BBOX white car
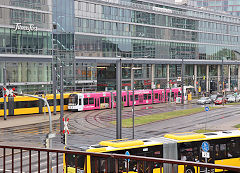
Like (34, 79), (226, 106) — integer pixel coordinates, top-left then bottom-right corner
(227, 96), (236, 103)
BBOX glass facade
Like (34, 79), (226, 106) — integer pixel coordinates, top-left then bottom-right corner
(193, 0), (240, 16)
(0, 0), (240, 93)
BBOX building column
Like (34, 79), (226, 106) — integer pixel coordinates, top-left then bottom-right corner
(217, 65), (221, 92)
(166, 64), (169, 88)
(206, 64), (209, 93)
(194, 64), (197, 95)
(18, 62), (22, 82)
(151, 64), (155, 89)
(228, 65), (231, 91)
(238, 65), (240, 91)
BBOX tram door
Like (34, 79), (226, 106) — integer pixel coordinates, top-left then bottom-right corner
(95, 98), (99, 109)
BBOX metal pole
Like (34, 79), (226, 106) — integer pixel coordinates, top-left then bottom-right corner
(53, 67), (57, 115)
(181, 58), (184, 104)
(60, 66), (64, 134)
(3, 67), (7, 120)
(116, 59), (122, 139)
(131, 60), (135, 139)
(221, 58), (224, 106)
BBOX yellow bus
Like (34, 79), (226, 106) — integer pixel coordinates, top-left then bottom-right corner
(64, 129), (240, 173)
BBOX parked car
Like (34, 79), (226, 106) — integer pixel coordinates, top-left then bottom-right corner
(227, 96), (236, 103)
(226, 94), (233, 101)
(196, 97), (212, 105)
(210, 94), (218, 102)
(214, 97), (227, 105)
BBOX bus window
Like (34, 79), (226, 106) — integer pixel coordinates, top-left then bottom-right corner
(148, 94), (151, 100)
(135, 95), (139, 101)
(155, 93), (158, 99)
(144, 94), (147, 100)
(100, 97), (104, 103)
(220, 144), (227, 158)
(105, 97), (109, 103)
(89, 98), (94, 104)
(84, 98), (88, 105)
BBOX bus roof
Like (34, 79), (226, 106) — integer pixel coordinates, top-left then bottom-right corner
(67, 130), (240, 153)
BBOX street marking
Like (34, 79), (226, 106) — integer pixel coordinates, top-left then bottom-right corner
(0, 169), (24, 173)
(32, 163), (63, 173)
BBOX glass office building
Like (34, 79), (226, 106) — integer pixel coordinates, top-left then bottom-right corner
(1, 0), (240, 94)
(192, 0), (240, 16)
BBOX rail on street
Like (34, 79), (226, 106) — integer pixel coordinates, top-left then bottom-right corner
(0, 145), (240, 173)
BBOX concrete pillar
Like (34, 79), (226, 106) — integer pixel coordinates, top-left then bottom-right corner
(18, 62), (22, 82)
(206, 64), (209, 93)
(166, 64), (169, 88)
(194, 65), (197, 94)
(238, 65), (240, 91)
(151, 64), (155, 89)
(217, 65), (221, 92)
(228, 65), (231, 91)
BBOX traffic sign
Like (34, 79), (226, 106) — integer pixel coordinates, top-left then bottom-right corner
(202, 151), (210, 158)
(3, 87), (16, 97)
(205, 107), (209, 112)
(201, 141), (209, 152)
(125, 151), (130, 162)
(63, 117), (69, 134)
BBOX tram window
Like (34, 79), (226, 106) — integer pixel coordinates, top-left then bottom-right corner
(144, 94), (147, 100)
(155, 93), (158, 99)
(135, 95), (138, 100)
(105, 97), (109, 103)
(178, 91), (181, 96)
(171, 92), (174, 98)
(48, 100), (53, 106)
(114, 96), (116, 101)
(64, 98), (69, 105)
(79, 99), (82, 105)
(0, 102), (3, 109)
(148, 94), (151, 99)
(130, 95), (133, 101)
(124, 96), (126, 101)
(15, 101), (38, 108)
(100, 97), (104, 103)
(89, 98), (94, 104)
(84, 98), (88, 105)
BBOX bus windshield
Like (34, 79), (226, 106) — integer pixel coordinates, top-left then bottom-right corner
(68, 94), (78, 105)
(65, 153), (85, 170)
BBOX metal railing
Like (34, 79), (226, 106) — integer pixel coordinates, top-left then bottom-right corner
(0, 145), (240, 173)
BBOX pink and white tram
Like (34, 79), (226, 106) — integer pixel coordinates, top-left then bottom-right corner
(68, 88), (183, 112)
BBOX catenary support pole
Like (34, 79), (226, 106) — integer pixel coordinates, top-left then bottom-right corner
(194, 64), (197, 95)
(181, 58), (184, 104)
(131, 61), (135, 139)
(3, 67), (7, 120)
(60, 66), (64, 134)
(53, 67), (57, 115)
(116, 59), (122, 139)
